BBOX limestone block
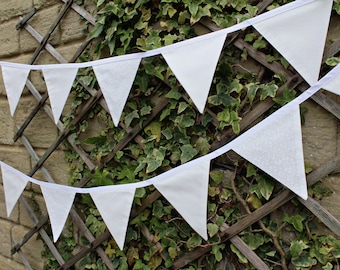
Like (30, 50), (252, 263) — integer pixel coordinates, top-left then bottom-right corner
(0, 146), (31, 174)
(0, 219), (13, 257)
(11, 224), (45, 269)
(0, 1), (33, 23)
(0, 255), (25, 270)
(27, 4), (62, 47)
(14, 95), (58, 149)
(60, 9), (87, 43)
(318, 174), (340, 221)
(33, 0), (59, 9)
(301, 99), (338, 169)
(0, 98), (15, 145)
(19, 191), (47, 228)
(32, 150), (70, 193)
(56, 41), (86, 62)
(0, 20), (20, 57)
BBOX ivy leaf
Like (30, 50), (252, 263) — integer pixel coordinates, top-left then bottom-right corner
(89, 22), (104, 40)
(292, 251), (317, 268)
(180, 144), (199, 163)
(273, 87), (296, 106)
(246, 163), (257, 177)
(211, 244), (225, 262)
(87, 168), (112, 186)
(144, 121), (162, 142)
(117, 166), (137, 183)
(244, 33), (256, 42)
(124, 110), (139, 127)
(168, 247), (177, 259)
(207, 223), (219, 237)
(253, 37), (267, 50)
(209, 170), (224, 185)
(146, 148), (166, 173)
(246, 83), (260, 104)
(166, 88), (182, 100)
(256, 175), (274, 200)
(126, 246), (139, 265)
(187, 234), (202, 248)
(82, 135), (107, 147)
(325, 57), (340, 67)
(283, 214), (305, 232)
(260, 83), (278, 100)
(230, 244), (248, 264)
(243, 233), (265, 250)
(195, 137), (210, 155)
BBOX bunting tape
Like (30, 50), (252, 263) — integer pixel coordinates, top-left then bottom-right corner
(0, 0), (317, 71)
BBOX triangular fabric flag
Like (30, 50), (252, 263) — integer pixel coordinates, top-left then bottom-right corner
(0, 164), (28, 216)
(1, 66), (30, 116)
(162, 34), (227, 113)
(231, 105), (307, 199)
(90, 187), (135, 250)
(323, 70), (340, 95)
(93, 58), (141, 126)
(154, 159), (210, 239)
(40, 185), (76, 242)
(42, 67), (78, 124)
(252, 0), (332, 85)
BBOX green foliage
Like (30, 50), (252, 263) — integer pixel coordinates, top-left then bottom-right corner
(49, 0), (340, 269)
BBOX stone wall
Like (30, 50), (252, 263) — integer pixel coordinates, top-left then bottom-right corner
(0, 1), (87, 269)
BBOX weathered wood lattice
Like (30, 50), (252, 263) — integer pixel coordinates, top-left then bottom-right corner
(9, 0), (340, 269)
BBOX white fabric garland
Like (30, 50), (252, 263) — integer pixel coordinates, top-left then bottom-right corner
(0, 0), (338, 249)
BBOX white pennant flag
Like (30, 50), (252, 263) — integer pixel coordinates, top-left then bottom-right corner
(1, 164), (28, 216)
(40, 185), (76, 242)
(154, 159), (210, 239)
(323, 70), (340, 95)
(93, 58), (141, 126)
(162, 34), (227, 113)
(42, 67), (78, 124)
(1, 66), (30, 116)
(90, 187), (135, 250)
(232, 105), (307, 199)
(252, 0), (332, 85)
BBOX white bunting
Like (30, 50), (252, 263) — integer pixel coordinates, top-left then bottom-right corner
(154, 159), (210, 239)
(93, 58), (141, 126)
(232, 105), (307, 199)
(323, 70), (340, 95)
(1, 66), (30, 116)
(1, 164), (28, 216)
(90, 187), (135, 250)
(42, 68), (78, 124)
(41, 184), (76, 242)
(252, 0), (332, 86)
(162, 34), (227, 113)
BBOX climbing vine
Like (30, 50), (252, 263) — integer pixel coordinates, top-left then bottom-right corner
(41, 0), (340, 269)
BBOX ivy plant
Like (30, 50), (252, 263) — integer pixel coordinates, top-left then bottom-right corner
(40, 0), (340, 269)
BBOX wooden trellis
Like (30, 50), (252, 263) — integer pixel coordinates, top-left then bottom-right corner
(8, 0), (340, 269)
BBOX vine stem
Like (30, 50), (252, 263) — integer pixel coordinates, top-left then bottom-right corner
(230, 174), (288, 270)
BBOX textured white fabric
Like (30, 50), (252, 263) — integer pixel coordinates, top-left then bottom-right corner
(41, 185), (76, 242)
(90, 188), (135, 250)
(1, 165), (28, 216)
(1, 66), (30, 115)
(323, 72), (340, 95)
(154, 159), (210, 239)
(162, 34), (227, 113)
(232, 105), (307, 199)
(42, 68), (78, 124)
(93, 58), (141, 126)
(253, 0), (332, 85)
